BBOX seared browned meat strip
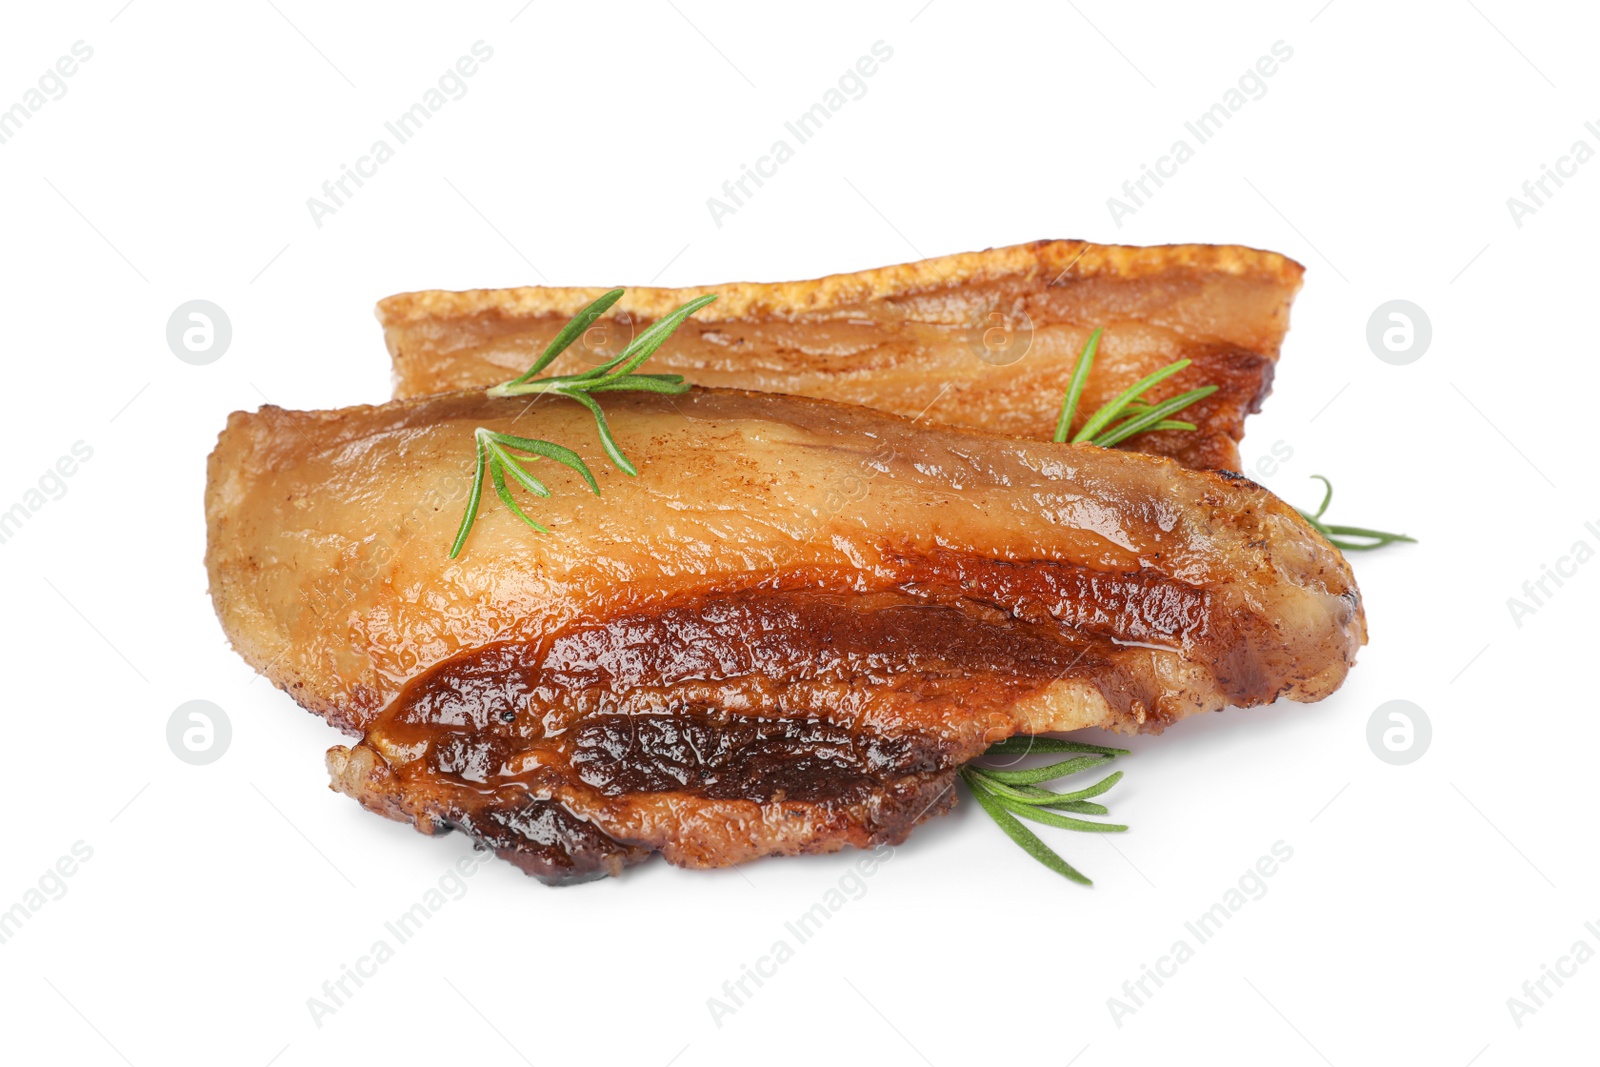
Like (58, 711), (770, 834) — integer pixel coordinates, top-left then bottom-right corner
(206, 388), (1361, 882)
(378, 240), (1303, 471)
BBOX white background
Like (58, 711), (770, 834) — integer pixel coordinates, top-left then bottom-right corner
(1, 2), (1595, 1064)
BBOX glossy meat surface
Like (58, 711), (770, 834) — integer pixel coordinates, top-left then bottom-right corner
(379, 240), (1304, 471)
(206, 387), (1361, 881)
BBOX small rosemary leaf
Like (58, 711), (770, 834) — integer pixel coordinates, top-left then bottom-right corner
(992, 796), (1128, 833)
(562, 390), (637, 476)
(448, 431), (491, 559)
(1320, 523), (1417, 545)
(1300, 521), (1415, 551)
(1327, 534), (1415, 551)
(1072, 358), (1192, 444)
(509, 288), (625, 384)
(1297, 510), (1333, 536)
(484, 441), (551, 498)
(960, 772), (1061, 805)
(586, 375), (694, 395)
(978, 769), (1125, 806)
(577, 293), (719, 382)
(505, 372), (581, 390)
(598, 372), (686, 386)
(1053, 328), (1102, 444)
(1308, 474), (1334, 521)
(1149, 419), (1197, 432)
(984, 737), (1129, 757)
(1051, 800), (1111, 815)
(963, 771), (1092, 885)
(1295, 478), (1415, 551)
(608, 293), (719, 379)
(488, 433), (599, 495)
(977, 754), (1111, 786)
(453, 289), (711, 556)
(964, 769), (1122, 808)
(1091, 385), (1218, 448)
(969, 772), (1126, 830)
(490, 460), (549, 533)
(485, 429), (565, 453)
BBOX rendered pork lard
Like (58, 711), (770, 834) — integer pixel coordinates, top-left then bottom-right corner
(378, 240), (1304, 471)
(205, 388), (1362, 882)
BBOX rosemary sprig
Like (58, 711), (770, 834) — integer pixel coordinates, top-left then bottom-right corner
(1053, 332), (1413, 554)
(962, 736), (1130, 886)
(1053, 328), (1218, 447)
(1296, 475), (1415, 551)
(449, 288), (714, 557)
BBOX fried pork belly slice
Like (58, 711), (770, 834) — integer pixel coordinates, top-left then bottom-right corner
(377, 240), (1304, 471)
(208, 388), (1362, 881)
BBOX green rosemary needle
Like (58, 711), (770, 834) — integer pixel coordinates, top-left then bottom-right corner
(449, 288), (715, 558)
(1052, 332), (1413, 555)
(1296, 475), (1415, 552)
(963, 736), (1130, 886)
(1053, 329), (1218, 447)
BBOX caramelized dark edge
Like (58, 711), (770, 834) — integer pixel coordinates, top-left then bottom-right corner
(325, 577), (1232, 883)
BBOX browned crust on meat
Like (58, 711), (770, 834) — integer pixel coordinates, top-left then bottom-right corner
(205, 387), (1362, 742)
(375, 240), (1303, 474)
(207, 383), (1362, 883)
(376, 240), (1304, 324)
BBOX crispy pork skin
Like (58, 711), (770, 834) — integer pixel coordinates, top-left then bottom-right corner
(378, 241), (1303, 471)
(206, 388), (1360, 881)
